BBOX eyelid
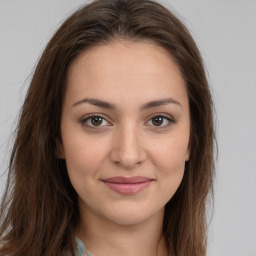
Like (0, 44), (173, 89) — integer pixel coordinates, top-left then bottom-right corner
(80, 113), (112, 129)
(80, 112), (175, 129)
(147, 112), (175, 123)
(145, 112), (175, 129)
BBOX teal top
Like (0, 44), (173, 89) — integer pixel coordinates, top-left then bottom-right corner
(64, 237), (92, 256)
(74, 237), (87, 256)
(66, 237), (171, 256)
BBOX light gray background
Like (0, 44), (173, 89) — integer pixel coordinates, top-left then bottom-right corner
(0, 1), (256, 255)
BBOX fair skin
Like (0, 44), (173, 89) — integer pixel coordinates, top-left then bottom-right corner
(59, 40), (190, 256)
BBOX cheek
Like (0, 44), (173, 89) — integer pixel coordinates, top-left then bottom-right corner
(153, 133), (188, 170)
(152, 136), (188, 194)
(63, 136), (109, 202)
(63, 135), (107, 181)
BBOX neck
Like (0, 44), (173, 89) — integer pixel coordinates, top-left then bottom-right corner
(75, 203), (168, 256)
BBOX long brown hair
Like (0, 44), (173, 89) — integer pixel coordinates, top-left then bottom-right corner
(0, 0), (216, 255)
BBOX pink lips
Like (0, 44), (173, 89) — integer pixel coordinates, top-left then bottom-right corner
(101, 176), (153, 195)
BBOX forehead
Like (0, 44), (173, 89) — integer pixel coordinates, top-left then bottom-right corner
(68, 40), (182, 80)
(65, 40), (188, 111)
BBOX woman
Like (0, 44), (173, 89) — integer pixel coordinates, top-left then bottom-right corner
(0, 0), (216, 255)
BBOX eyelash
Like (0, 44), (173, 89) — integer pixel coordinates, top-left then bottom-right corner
(80, 113), (175, 129)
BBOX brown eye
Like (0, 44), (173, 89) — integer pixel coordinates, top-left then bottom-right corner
(148, 114), (174, 128)
(152, 116), (164, 126)
(80, 114), (110, 128)
(91, 116), (103, 126)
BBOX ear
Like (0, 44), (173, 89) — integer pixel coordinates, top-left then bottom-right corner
(55, 139), (65, 159)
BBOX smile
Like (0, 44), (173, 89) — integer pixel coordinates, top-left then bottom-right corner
(101, 176), (154, 195)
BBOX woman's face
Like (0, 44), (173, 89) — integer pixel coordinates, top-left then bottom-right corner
(60, 40), (190, 226)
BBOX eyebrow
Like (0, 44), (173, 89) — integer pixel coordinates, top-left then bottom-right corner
(72, 97), (182, 111)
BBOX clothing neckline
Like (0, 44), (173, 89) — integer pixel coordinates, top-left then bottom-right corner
(75, 237), (86, 255)
(74, 236), (171, 256)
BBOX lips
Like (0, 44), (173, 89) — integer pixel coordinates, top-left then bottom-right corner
(101, 176), (154, 195)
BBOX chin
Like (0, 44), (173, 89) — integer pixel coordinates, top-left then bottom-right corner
(107, 214), (151, 226)
(102, 203), (164, 226)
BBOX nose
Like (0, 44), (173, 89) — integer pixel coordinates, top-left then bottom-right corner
(109, 123), (146, 169)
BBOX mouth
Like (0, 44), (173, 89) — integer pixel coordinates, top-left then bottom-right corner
(101, 176), (154, 195)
